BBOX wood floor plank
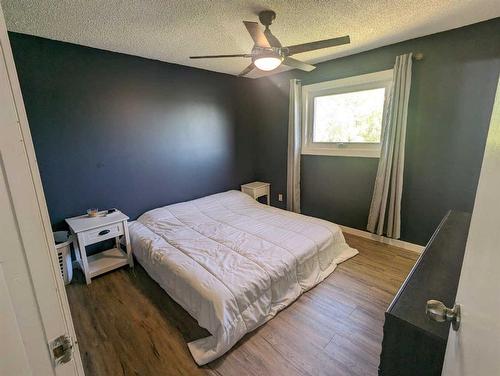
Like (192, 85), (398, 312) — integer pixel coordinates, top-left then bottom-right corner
(66, 233), (418, 375)
(213, 331), (307, 376)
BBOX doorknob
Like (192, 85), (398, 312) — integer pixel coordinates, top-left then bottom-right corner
(426, 300), (461, 331)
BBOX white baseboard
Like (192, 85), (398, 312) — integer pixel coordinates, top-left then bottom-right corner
(339, 225), (424, 254)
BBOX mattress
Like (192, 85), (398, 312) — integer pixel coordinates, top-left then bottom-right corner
(128, 190), (358, 365)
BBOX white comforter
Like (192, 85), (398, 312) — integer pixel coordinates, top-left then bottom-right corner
(128, 190), (357, 365)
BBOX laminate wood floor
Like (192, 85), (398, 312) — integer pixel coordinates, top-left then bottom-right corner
(66, 233), (418, 376)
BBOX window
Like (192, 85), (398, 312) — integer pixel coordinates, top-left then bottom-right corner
(301, 70), (393, 157)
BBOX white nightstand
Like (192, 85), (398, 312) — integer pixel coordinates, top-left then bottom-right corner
(241, 181), (270, 205)
(66, 210), (133, 285)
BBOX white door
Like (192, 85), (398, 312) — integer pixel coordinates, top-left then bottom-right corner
(441, 77), (500, 375)
(0, 4), (84, 376)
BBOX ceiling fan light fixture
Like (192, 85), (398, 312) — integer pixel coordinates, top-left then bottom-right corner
(253, 55), (283, 71)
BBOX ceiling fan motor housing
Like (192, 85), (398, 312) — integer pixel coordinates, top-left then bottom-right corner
(252, 46), (283, 59)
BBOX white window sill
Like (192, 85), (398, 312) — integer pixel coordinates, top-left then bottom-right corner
(301, 147), (380, 158)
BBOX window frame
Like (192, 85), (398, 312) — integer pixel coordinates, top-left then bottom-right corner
(301, 69), (393, 158)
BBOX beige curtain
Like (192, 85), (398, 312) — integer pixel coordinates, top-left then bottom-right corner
(287, 79), (302, 213)
(367, 53), (413, 239)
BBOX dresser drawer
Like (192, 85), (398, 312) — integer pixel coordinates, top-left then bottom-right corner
(84, 222), (124, 244)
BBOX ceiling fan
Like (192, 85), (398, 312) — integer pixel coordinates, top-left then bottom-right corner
(190, 10), (350, 77)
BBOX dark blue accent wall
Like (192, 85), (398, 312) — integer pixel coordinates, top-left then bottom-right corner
(251, 18), (500, 245)
(9, 33), (256, 229)
(8, 19), (500, 245)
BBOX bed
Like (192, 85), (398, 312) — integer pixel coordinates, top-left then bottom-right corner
(128, 190), (358, 365)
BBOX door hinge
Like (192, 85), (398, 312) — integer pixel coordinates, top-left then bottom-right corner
(49, 335), (73, 365)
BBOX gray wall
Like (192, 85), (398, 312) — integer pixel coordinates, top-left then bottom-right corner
(252, 18), (500, 245)
(9, 33), (256, 229)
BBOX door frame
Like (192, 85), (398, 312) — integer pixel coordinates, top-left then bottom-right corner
(0, 4), (84, 375)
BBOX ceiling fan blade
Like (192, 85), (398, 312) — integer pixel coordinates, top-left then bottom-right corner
(264, 29), (282, 48)
(243, 21), (271, 48)
(190, 54), (251, 59)
(286, 35), (350, 55)
(238, 63), (255, 77)
(283, 57), (316, 72)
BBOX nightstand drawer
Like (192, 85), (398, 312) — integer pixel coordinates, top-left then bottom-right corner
(253, 185), (269, 198)
(84, 222), (123, 244)
(241, 181), (271, 205)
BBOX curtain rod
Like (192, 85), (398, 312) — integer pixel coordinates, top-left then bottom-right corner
(295, 52), (423, 82)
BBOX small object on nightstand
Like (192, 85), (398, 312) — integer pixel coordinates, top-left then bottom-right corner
(86, 208), (99, 217)
(241, 181), (271, 205)
(66, 209), (133, 285)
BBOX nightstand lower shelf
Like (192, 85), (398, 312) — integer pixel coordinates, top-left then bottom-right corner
(87, 248), (129, 278)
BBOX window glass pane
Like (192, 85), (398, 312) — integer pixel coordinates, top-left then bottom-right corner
(313, 87), (385, 143)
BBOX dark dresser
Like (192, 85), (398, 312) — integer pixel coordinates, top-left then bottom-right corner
(379, 211), (471, 376)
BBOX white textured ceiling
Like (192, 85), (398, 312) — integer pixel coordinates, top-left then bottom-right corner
(2, 0), (499, 78)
